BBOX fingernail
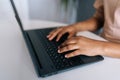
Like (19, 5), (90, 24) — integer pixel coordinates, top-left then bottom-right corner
(58, 50), (60, 53)
(58, 46), (60, 49)
(48, 38), (52, 41)
(47, 35), (49, 38)
(65, 55), (68, 58)
(56, 39), (59, 42)
(48, 39), (51, 41)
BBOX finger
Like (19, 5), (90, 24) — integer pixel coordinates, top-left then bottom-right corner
(58, 43), (79, 53)
(47, 29), (57, 38)
(48, 27), (62, 36)
(48, 32), (58, 41)
(67, 33), (74, 39)
(65, 50), (81, 58)
(48, 29), (62, 40)
(60, 37), (77, 47)
(56, 31), (66, 41)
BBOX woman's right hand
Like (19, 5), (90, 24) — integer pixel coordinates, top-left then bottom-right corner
(47, 25), (77, 41)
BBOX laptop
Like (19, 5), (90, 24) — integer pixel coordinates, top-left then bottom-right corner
(10, 0), (104, 77)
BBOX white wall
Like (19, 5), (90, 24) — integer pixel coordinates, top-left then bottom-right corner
(0, 0), (14, 21)
(13, 0), (29, 27)
(13, 0), (28, 19)
(0, 0), (28, 20)
(0, 0), (29, 27)
(0, 0), (77, 25)
(29, 0), (60, 21)
(29, 0), (77, 24)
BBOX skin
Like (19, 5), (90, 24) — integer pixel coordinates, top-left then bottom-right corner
(47, 15), (120, 59)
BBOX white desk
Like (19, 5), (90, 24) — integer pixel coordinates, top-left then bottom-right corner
(0, 20), (120, 80)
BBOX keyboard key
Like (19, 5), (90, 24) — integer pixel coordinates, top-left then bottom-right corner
(35, 28), (84, 70)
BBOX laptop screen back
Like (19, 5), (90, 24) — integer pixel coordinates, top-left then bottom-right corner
(10, 0), (25, 34)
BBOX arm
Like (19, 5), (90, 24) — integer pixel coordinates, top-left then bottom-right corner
(73, 1), (104, 32)
(72, 15), (104, 32)
(47, 0), (104, 41)
(103, 42), (120, 58)
(58, 36), (120, 58)
(47, 9), (104, 41)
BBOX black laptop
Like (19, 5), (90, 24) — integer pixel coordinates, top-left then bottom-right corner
(10, 0), (104, 77)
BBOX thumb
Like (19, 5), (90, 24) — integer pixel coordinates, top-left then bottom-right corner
(65, 50), (82, 58)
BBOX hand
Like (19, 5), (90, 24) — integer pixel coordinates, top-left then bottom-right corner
(58, 36), (104, 58)
(47, 25), (77, 41)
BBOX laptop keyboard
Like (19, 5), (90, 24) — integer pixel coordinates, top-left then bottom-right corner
(35, 28), (84, 70)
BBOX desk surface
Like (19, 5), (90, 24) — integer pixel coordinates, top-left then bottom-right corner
(0, 20), (120, 80)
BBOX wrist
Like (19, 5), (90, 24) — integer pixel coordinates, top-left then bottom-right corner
(69, 24), (79, 32)
(100, 42), (108, 56)
(71, 22), (88, 32)
(71, 23), (82, 32)
(100, 42), (115, 57)
(94, 41), (108, 56)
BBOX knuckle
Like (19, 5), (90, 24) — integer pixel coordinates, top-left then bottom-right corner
(61, 47), (66, 52)
(59, 27), (64, 31)
(51, 33), (56, 37)
(66, 45), (70, 50)
(54, 28), (62, 33)
(74, 43), (79, 47)
(68, 45), (72, 49)
(58, 33), (62, 37)
(59, 31), (65, 36)
(67, 54), (73, 58)
(72, 52), (77, 56)
(72, 51), (79, 56)
(49, 32), (54, 35)
(70, 53), (75, 57)
(51, 29), (57, 33)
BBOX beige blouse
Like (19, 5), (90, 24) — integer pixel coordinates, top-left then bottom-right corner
(94, 0), (120, 43)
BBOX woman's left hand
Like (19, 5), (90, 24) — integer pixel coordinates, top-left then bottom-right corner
(58, 36), (105, 58)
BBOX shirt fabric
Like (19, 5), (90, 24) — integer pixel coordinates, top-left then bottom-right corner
(94, 0), (120, 43)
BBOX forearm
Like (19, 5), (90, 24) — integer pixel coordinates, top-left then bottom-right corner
(72, 16), (104, 32)
(102, 42), (120, 58)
